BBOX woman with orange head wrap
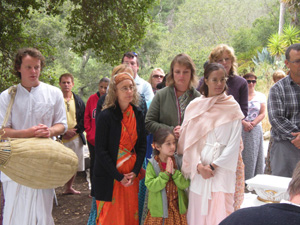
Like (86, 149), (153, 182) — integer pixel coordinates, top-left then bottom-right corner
(93, 67), (146, 225)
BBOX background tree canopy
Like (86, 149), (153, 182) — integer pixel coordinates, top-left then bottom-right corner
(1, 0), (299, 102)
(0, 0), (157, 97)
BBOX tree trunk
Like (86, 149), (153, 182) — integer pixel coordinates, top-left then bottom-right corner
(78, 50), (91, 98)
(279, 1), (286, 35)
(292, 10), (299, 26)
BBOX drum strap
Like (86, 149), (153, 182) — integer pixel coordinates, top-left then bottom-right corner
(0, 85), (17, 139)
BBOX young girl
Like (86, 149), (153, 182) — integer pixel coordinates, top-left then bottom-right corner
(144, 128), (189, 225)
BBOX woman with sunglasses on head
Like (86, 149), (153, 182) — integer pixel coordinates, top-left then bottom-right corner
(93, 67), (146, 225)
(148, 68), (165, 94)
(242, 73), (266, 180)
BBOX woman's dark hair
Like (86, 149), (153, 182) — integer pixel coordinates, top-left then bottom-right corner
(152, 128), (175, 156)
(243, 72), (257, 80)
(285, 43), (300, 61)
(99, 77), (110, 84)
(199, 63), (228, 97)
(288, 161), (300, 198)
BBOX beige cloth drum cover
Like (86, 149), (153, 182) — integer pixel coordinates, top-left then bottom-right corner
(0, 138), (78, 189)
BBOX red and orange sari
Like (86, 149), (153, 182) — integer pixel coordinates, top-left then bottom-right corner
(96, 105), (140, 225)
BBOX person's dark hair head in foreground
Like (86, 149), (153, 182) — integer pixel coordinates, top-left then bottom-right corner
(219, 161), (300, 225)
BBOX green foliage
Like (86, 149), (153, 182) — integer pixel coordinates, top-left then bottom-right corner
(251, 7), (279, 47)
(0, 0), (65, 92)
(0, 0), (288, 98)
(231, 28), (259, 55)
(282, 24), (300, 45)
(252, 48), (275, 66)
(67, 0), (157, 65)
(267, 33), (286, 57)
(149, 0), (277, 78)
(252, 60), (286, 95)
(0, 0), (158, 95)
(231, 1), (279, 67)
(282, 0), (300, 25)
(267, 25), (300, 58)
(150, 0), (184, 27)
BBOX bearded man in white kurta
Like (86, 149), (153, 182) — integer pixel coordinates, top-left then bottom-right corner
(0, 48), (67, 225)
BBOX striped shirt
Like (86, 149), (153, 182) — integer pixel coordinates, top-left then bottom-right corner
(268, 75), (300, 141)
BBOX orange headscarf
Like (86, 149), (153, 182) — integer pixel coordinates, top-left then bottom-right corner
(114, 72), (134, 85)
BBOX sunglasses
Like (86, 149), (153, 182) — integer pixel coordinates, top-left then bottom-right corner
(66, 101), (70, 112)
(153, 74), (164, 79)
(124, 51), (138, 57)
(247, 80), (256, 84)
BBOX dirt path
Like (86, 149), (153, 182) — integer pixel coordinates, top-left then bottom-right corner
(53, 171), (92, 225)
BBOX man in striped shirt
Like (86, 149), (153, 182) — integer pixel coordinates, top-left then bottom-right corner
(268, 43), (300, 177)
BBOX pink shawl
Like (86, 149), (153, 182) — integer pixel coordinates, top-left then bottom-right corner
(177, 93), (244, 179)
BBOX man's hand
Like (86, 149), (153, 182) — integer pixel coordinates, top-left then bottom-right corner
(173, 125), (181, 139)
(27, 124), (52, 138)
(291, 132), (300, 149)
(63, 128), (77, 140)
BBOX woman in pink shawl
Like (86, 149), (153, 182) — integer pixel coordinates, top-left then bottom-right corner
(178, 63), (244, 225)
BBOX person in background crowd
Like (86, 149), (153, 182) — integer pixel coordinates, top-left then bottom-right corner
(156, 73), (169, 90)
(197, 44), (248, 117)
(148, 68), (165, 94)
(84, 77), (109, 196)
(220, 161), (300, 225)
(122, 51), (154, 104)
(268, 43), (300, 177)
(272, 69), (286, 83)
(178, 63), (243, 225)
(265, 69), (286, 175)
(93, 70), (146, 224)
(242, 73), (266, 180)
(145, 53), (200, 139)
(0, 48), (67, 224)
(59, 73), (86, 195)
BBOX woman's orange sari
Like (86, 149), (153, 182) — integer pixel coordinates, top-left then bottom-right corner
(96, 105), (139, 225)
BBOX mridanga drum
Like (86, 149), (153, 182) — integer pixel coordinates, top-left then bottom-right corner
(0, 137), (78, 189)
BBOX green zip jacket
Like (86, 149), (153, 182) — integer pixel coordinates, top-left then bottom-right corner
(145, 86), (200, 134)
(145, 155), (190, 218)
